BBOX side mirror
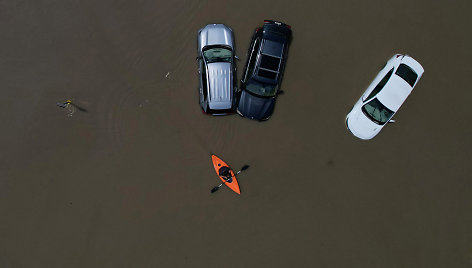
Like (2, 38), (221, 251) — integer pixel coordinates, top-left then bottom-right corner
(234, 55), (240, 60)
(196, 56), (202, 60)
(388, 119), (395, 124)
(277, 90), (285, 96)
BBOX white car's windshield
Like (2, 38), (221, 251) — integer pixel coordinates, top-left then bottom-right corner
(362, 98), (394, 125)
(203, 47), (232, 63)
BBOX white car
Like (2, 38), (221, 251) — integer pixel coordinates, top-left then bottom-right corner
(346, 54), (424, 140)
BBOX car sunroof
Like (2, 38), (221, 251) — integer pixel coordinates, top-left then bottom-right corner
(260, 55), (280, 71)
(262, 40), (284, 57)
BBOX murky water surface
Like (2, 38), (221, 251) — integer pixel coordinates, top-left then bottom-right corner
(1, 0), (471, 267)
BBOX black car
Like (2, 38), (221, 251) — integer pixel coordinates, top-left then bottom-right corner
(236, 20), (292, 121)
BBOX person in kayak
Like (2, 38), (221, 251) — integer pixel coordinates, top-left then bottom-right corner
(218, 166), (233, 183)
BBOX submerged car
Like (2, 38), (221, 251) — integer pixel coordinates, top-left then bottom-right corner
(197, 24), (238, 115)
(346, 54), (424, 140)
(236, 20), (292, 121)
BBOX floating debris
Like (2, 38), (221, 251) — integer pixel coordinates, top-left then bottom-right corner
(56, 100), (75, 117)
(56, 102), (67, 108)
(56, 99), (71, 108)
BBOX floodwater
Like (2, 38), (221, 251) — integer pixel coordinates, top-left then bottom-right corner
(1, 0), (471, 267)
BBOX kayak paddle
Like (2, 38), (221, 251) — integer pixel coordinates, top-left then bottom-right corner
(210, 165), (249, 193)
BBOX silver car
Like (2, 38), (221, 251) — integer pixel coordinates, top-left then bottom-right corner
(197, 24), (238, 115)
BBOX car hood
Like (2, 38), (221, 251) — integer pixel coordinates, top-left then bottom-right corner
(346, 109), (383, 140)
(199, 24), (234, 50)
(237, 90), (275, 120)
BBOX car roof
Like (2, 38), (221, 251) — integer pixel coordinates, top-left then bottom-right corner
(206, 62), (233, 110)
(253, 39), (284, 83)
(377, 73), (414, 111)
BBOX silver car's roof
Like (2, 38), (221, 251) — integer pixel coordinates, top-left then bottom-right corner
(207, 62), (233, 110)
(198, 24), (234, 51)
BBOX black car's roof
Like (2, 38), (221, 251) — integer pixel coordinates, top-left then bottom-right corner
(253, 39), (284, 83)
(250, 22), (291, 83)
(244, 21), (291, 89)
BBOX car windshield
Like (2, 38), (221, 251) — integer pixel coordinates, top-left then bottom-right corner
(361, 98), (394, 125)
(203, 46), (232, 63)
(246, 79), (277, 97)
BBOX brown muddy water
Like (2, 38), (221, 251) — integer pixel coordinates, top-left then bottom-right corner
(1, 0), (471, 267)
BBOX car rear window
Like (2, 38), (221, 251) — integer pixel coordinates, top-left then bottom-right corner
(395, 64), (418, 87)
(260, 55), (280, 71)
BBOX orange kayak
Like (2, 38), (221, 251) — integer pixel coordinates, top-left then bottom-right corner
(211, 155), (241, 194)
